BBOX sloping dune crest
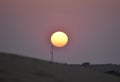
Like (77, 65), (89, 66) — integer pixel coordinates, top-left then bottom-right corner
(0, 52), (120, 82)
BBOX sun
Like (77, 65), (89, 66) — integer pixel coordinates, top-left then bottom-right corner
(50, 31), (68, 47)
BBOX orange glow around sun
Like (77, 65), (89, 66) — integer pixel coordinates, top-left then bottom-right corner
(51, 31), (68, 47)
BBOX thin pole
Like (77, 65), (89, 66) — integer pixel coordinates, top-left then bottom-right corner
(51, 45), (53, 62)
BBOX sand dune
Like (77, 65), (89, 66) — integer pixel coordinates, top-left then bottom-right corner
(0, 52), (120, 82)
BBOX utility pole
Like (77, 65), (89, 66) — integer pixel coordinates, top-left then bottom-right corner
(51, 44), (53, 62)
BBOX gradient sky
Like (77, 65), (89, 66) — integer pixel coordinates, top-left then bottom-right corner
(0, 0), (120, 64)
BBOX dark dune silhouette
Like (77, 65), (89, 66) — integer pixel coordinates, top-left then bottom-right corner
(0, 52), (120, 82)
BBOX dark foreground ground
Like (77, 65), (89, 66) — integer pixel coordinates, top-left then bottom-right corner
(0, 52), (120, 82)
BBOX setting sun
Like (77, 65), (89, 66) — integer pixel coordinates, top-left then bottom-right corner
(51, 31), (68, 47)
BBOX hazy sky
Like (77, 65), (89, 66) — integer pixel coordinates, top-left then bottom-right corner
(0, 0), (120, 64)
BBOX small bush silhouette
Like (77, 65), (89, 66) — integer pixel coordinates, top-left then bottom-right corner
(81, 62), (90, 67)
(105, 70), (120, 77)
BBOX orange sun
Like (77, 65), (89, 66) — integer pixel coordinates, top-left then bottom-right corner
(51, 31), (68, 47)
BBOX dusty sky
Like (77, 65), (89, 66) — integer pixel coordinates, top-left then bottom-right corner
(0, 0), (120, 64)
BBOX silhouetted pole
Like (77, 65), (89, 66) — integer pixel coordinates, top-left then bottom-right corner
(51, 44), (53, 62)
